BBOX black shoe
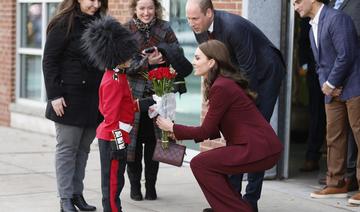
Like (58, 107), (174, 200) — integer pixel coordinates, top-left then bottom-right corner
(72, 194), (96, 211)
(202, 208), (214, 212)
(130, 187), (143, 201)
(60, 198), (77, 212)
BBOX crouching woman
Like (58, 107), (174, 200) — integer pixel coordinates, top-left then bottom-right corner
(156, 40), (283, 212)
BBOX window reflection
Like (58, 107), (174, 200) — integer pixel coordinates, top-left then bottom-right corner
(20, 3), (42, 48)
(20, 55), (42, 101)
(47, 3), (59, 22)
(18, 2), (59, 102)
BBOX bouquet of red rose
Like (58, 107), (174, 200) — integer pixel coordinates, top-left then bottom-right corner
(146, 67), (177, 149)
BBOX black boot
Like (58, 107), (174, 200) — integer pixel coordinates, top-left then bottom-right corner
(127, 161), (143, 201)
(144, 140), (159, 201)
(72, 194), (96, 211)
(60, 198), (77, 212)
(130, 181), (143, 201)
(145, 180), (157, 200)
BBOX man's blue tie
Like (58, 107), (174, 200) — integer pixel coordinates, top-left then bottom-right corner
(334, 0), (344, 9)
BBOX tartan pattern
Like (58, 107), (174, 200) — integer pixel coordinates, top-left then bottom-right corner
(125, 19), (178, 161)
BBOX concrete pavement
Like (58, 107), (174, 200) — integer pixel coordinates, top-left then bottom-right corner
(0, 126), (359, 212)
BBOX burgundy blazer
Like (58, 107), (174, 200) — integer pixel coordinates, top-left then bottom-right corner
(174, 76), (283, 162)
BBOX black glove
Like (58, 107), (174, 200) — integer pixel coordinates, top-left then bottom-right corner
(173, 76), (187, 95)
(110, 141), (127, 160)
(138, 97), (156, 113)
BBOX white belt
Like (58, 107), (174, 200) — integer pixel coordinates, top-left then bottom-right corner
(119, 121), (133, 133)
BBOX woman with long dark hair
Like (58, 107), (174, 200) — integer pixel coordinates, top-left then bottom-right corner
(156, 40), (283, 212)
(42, 0), (107, 211)
(125, 0), (192, 201)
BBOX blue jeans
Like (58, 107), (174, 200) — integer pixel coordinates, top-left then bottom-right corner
(229, 171), (265, 212)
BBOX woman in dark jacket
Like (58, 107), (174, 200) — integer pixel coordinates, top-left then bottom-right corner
(125, 0), (192, 202)
(42, 0), (107, 211)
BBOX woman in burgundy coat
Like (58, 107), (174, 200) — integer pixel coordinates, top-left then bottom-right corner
(156, 40), (283, 212)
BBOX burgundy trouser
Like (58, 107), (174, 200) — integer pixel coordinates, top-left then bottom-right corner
(190, 145), (281, 212)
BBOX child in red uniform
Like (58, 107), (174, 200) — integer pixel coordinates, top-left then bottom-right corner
(82, 16), (151, 212)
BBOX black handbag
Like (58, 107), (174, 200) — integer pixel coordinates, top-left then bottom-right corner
(152, 140), (186, 167)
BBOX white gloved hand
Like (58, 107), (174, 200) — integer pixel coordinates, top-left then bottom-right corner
(148, 93), (176, 120)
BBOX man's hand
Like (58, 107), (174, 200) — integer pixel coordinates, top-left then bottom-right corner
(322, 83), (334, 96)
(51, 97), (67, 117)
(331, 87), (343, 97)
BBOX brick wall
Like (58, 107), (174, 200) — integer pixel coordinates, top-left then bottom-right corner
(0, 0), (16, 126)
(108, 0), (131, 23)
(213, 0), (242, 15)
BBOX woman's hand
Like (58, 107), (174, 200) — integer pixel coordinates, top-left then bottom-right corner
(156, 116), (174, 132)
(51, 97), (67, 117)
(168, 132), (177, 141)
(143, 47), (165, 65)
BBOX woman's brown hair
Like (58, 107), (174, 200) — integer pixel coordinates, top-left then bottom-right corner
(129, 0), (163, 20)
(198, 40), (257, 101)
(47, 0), (108, 37)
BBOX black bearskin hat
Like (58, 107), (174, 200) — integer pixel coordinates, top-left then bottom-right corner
(81, 16), (138, 71)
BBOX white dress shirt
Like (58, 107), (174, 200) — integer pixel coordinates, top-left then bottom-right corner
(309, 4), (324, 48)
(309, 4), (335, 89)
(208, 21), (214, 33)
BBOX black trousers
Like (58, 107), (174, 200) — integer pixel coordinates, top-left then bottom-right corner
(98, 139), (126, 212)
(127, 113), (159, 189)
(305, 69), (326, 162)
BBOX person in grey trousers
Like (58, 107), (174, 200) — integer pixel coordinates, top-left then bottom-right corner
(42, 0), (108, 211)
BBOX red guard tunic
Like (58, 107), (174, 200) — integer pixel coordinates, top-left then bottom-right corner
(96, 70), (135, 141)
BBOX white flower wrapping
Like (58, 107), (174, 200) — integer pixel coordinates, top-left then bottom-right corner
(148, 93), (176, 120)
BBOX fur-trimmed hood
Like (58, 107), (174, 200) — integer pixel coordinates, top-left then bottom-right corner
(81, 16), (138, 71)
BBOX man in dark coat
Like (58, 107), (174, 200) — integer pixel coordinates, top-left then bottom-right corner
(185, 0), (286, 211)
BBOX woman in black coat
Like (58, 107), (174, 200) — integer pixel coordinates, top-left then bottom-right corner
(42, 0), (107, 211)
